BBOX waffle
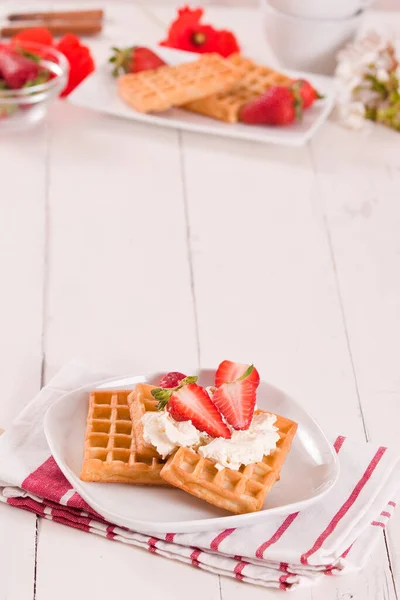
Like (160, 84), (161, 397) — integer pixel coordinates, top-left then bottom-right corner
(80, 389), (168, 485)
(117, 53), (245, 114)
(184, 54), (294, 123)
(160, 412), (297, 514)
(127, 384), (159, 460)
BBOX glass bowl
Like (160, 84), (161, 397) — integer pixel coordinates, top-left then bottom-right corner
(0, 42), (69, 131)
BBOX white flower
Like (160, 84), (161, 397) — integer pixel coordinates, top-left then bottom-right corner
(376, 69), (390, 82)
(337, 102), (366, 130)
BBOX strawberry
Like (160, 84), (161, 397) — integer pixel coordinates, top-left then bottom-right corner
(240, 86), (300, 126)
(212, 365), (257, 430)
(109, 46), (166, 77)
(215, 360), (260, 389)
(159, 371), (187, 389)
(168, 384), (231, 438)
(292, 79), (323, 109)
(151, 377), (231, 439)
(0, 49), (39, 90)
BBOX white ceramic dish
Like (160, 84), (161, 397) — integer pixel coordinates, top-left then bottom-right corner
(266, 0), (373, 20)
(44, 369), (339, 534)
(262, 0), (364, 75)
(68, 46), (335, 147)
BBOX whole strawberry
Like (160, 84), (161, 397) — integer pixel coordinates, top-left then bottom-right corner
(240, 86), (301, 126)
(0, 48), (39, 90)
(292, 79), (323, 109)
(109, 46), (166, 77)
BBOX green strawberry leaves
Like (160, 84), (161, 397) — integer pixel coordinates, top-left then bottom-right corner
(152, 375), (198, 410)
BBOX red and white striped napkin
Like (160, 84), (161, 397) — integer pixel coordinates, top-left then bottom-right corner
(0, 363), (399, 591)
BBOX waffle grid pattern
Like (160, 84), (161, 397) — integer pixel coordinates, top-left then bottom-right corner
(80, 390), (167, 485)
(117, 53), (245, 114)
(160, 413), (298, 513)
(184, 54), (294, 123)
(128, 384), (159, 459)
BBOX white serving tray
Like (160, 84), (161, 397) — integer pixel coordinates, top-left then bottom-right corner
(68, 46), (336, 146)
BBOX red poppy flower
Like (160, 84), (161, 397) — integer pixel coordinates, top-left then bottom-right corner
(160, 5), (240, 57)
(215, 30), (240, 58)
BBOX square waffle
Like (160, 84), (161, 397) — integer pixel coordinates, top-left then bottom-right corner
(184, 54), (294, 123)
(127, 384), (159, 460)
(117, 53), (245, 114)
(80, 389), (168, 485)
(160, 412), (298, 514)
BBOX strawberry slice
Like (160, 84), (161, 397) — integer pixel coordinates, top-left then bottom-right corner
(215, 360), (260, 389)
(159, 371), (187, 389)
(212, 365), (257, 430)
(151, 378), (231, 439)
(169, 384), (231, 438)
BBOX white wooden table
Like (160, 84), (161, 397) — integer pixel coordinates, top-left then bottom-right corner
(1, 2), (400, 598)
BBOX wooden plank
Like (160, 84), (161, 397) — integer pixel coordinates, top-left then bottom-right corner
(311, 120), (400, 588)
(146, 6), (399, 599)
(36, 520), (220, 600)
(35, 5), (215, 600)
(0, 68), (47, 600)
(0, 126), (46, 426)
(0, 505), (38, 600)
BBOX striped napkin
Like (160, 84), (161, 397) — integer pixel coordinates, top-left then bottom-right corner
(0, 363), (399, 591)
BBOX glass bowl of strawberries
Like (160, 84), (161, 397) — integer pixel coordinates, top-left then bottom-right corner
(0, 41), (69, 130)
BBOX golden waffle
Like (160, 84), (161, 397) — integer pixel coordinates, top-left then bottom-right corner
(117, 53), (245, 114)
(160, 412), (297, 514)
(127, 384), (159, 460)
(80, 390), (168, 485)
(184, 54), (293, 123)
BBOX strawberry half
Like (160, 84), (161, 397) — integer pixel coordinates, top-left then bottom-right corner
(0, 48), (39, 90)
(212, 365), (257, 430)
(151, 377), (231, 439)
(158, 371), (187, 389)
(109, 46), (166, 77)
(215, 360), (260, 389)
(169, 384), (231, 438)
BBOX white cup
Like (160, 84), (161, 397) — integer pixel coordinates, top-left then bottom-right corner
(268, 0), (373, 19)
(261, 0), (365, 74)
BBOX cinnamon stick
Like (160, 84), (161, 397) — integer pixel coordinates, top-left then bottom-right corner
(7, 9), (104, 22)
(1, 21), (103, 37)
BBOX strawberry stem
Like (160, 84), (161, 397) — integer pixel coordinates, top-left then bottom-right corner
(152, 375), (198, 410)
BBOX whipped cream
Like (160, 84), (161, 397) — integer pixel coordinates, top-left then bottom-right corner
(141, 411), (203, 459)
(142, 406), (280, 471)
(198, 412), (279, 471)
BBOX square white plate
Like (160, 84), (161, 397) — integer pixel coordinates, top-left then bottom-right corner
(68, 46), (336, 146)
(44, 369), (339, 534)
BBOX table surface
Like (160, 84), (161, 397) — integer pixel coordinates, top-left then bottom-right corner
(1, 1), (400, 598)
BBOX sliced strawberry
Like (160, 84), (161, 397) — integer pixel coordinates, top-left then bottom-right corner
(215, 360), (260, 388)
(0, 49), (39, 90)
(109, 46), (166, 77)
(212, 377), (257, 430)
(159, 371), (187, 389)
(168, 383), (231, 439)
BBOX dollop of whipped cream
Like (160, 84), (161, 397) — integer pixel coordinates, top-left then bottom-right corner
(141, 409), (279, 470)
(198, 412), (280, 471)
(141, 411), (204, 459)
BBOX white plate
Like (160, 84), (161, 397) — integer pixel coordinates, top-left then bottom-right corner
(44, 369), (339, 533)
(68, 46), (336, 147)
